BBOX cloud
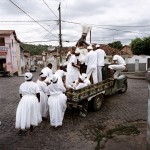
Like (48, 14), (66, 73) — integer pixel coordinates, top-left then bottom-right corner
(0, 0), (150, 46)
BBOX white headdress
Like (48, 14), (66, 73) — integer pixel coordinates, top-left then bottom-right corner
(82, 73), (87, 80)
(51, 75), (58, 83)
(24, 72), (33, 81)
(40, 71), (47, 78)
(96, 44), (100, 48)
(87, 45), (93, 50)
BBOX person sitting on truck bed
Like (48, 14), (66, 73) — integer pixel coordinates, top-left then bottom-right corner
(108, 51), (126, 79)
(82, 73), (91, 86)
(71, 75), (86, 90)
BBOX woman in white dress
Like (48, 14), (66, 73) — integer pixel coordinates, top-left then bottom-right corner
(47, 75), (67, 128)
(36, 71), (48, 121)
(54, 65), (66, 86)
(15, 72), (42, 132)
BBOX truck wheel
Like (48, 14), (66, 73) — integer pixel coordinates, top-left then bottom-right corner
(118, 82), (127, 94)
(92, 94), (104, 111)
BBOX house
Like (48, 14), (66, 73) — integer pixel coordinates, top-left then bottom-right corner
(0, 30), (25, 75)
(121, 45), (150, 72)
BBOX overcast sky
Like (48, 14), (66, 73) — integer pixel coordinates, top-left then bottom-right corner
(1, 0), (150, 46)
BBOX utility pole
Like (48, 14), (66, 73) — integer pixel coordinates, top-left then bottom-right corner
(90, 30), (92, 44)
(58, 2), (62, 63)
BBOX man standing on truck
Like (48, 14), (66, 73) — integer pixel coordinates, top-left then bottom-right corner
(108, 51), (126, 79)
(65, 46), (80, 88)
(85, 45), (98, 84)
(96, 44), (106, 82)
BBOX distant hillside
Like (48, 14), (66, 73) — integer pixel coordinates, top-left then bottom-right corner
(20, 43), (49, 55)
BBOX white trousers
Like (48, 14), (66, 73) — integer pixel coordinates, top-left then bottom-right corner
(97, 66), (103, 82)
(108, 64), (125, 79)
(86, 67), (98, 84)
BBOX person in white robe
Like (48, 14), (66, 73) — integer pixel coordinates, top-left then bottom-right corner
(36, 71), (48, 120)
(15, 72), (42, 132)
(65, 46), (80, 88)
(82, 73), (91, 86)
(54, 65), (66, 86)
(47, 75), (67, 128)
(108, 51), (126, 79)
(85, 45), (98, 84)
(96, 44), (106, 82)
(41, 63), (53, 84)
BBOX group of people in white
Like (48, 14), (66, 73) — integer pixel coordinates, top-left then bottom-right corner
(15, 43), (126, 132)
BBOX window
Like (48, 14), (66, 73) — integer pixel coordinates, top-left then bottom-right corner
(0, 38), (5, 46)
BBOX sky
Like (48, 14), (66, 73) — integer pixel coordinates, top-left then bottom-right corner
(1, 0), (150, 47)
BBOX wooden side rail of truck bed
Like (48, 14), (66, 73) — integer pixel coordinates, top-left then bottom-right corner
(66, 78), (114, 103)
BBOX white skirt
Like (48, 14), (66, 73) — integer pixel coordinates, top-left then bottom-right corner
(15, 95), (42, 130)
(48, 93), (67, 127)
(39, 91), (48, 118)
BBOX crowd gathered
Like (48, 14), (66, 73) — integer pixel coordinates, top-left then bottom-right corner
(15, 43), (126, 133)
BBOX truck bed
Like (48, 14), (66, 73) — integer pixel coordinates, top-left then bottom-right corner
(66, 78), (114, 103)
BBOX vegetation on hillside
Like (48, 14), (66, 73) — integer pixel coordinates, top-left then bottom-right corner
(20, 43), (49, 55)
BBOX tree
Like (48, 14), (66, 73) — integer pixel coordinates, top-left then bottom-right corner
(143, 37), (150, 55)
(20, 43), (48, 55)
(108, 41), (123, 49)
(131, 38), (145, 55)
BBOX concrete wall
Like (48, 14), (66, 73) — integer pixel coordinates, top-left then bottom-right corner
(127, 55), (150, 72)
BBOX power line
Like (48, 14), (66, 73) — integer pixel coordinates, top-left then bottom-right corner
(61, 20), (150, 35)
(0, 20), (57, 22)
(43, 0), (58, 19)
(8, 0), (58, 38)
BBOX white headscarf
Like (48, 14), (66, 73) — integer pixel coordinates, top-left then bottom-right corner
(24, 72), (33, 81)
(87, 45), (93, 50)
(40, 71), (47, 78)
(51, 75), (58, 83)
(96, 44), (100, 48)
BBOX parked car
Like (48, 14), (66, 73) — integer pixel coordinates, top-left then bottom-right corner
(30, 65), (37, 72)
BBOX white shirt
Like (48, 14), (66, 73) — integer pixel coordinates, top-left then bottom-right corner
(75, 82), (86, 90)
(55, 70), (66, 78)
(47, 83), (66, 95)
(85, 50), (97, 68)
(84, 78), (91, 86)
(113, 55), (126, 65)
(36, 79), (48, 93)
(96, 49), (106, 66)
(19, 81), (40, 96)
(41, 67), (53, 78)
(67, 54), (78, 72)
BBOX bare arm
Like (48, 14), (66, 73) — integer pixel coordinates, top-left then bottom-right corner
(36, 93), (40, 102)
(20, 94), (22, 99)
(72, 62), (80, 70)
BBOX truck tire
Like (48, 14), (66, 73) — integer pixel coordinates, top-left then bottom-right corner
(118, 81), (127, 94)
(89, 94), (104, 111)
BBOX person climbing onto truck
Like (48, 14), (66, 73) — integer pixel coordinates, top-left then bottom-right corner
(108, 51), (126, 79)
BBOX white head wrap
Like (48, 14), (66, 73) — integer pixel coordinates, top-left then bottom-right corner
(82, 73), (87, 80)
(24, 72), (33, 81)
(40, 71), (47, 78)
(96, 44), (100, 48)
(87, 45), (93, 50)
(51, 75), (58, 83)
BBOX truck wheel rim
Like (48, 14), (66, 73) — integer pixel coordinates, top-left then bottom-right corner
(96, 97), (102, 108)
